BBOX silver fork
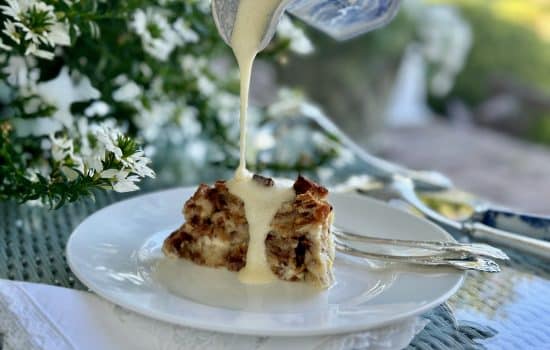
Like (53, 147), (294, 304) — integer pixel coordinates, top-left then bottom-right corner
(333, 227), (508, 272)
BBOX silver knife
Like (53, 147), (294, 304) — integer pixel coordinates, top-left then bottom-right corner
(350, 175), (550, 260)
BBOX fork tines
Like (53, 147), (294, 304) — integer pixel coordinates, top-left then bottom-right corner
(333, 226), (508, 272)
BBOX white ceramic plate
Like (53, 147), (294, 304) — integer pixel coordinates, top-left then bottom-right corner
(67, 188), (463, 336)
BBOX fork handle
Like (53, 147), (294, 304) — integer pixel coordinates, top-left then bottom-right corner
(333, 229), (508, 260)
(335, 243), (500, 272)
(466, 222), (550, 260)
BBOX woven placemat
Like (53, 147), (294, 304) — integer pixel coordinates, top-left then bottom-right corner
(1, 190), (548, 349)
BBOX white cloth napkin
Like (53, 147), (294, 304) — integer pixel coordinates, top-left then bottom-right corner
(0, 280), (427, 350)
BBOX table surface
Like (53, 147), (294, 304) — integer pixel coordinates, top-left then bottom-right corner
(1, 131), (550, 349)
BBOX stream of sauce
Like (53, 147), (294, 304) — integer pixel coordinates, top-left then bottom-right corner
(225, 0), (294, 284)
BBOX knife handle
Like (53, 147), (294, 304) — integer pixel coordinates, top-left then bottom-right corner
(475, 209), (550, 241)
(466, 222), (550, 260)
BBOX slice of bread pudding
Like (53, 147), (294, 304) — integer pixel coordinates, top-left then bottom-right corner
(162, 175), (335, 288)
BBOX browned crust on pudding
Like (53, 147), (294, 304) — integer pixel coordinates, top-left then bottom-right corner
(163, 175), (335, 288)
(266, 175), (334, 287)
(162, 181), (249, 271)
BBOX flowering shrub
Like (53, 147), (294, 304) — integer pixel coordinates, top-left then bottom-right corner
(0, 0), (318, 207)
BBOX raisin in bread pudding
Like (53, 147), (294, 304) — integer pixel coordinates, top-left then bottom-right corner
(162, 175), (335, 288)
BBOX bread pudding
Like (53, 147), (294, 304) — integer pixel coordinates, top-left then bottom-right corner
(163, 175), (335, 288)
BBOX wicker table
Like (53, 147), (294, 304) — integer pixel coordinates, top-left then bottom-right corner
(1, 173), (549, 349)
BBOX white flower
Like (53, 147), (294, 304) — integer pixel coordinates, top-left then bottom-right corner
(130, 8), (181, 61)
(184, 0), (210, 13)
(197, 1), (211, 13)
(2, 56), (40, 87)
(12, 117), (62, 137)
(99, 168), (120, 179)
(0, 0), (23, 18)
(100, 169), (140, 193)
(86, 157), (103, 173)
(1, 0), (71, 60)
(113, 74), (129, 86)
(0, 37), (11, 51)
(186, 139), (208, 164)
(164, 105), (202, 143)
(113, 175), (141, 192)
(133, 100), (175, 141)
(2, 20), (19, 44)
(177, 106), (201, 137)
(277, 16), (314, 55)
(43, 117), (154, 191)
(253, 128), (276, 150)
(173, 18), (199, 43)
(149, 76), (164, 96)
(180, 55), (207, 76)
(35, 67), (100, 127)
(61, 165), (80, 181)
(132, 98), (203, 144)
(212, 92), (239, 125)
(113, 81), (142, 102)
(92, 122), (123, 160)
(197, 76), (216, 96)
(24, 168), (40, 183)
(76, 119), (102, 173)
(50, 133), (74, 162)
(24, 42), (54, 59)
(267, 88), (305, 117)
(93, 121), (155, 183)
(138, 63), (153, 78)
(85, 101), (110, 117)
(23, 96), (42, 114)
(46, 22), (71, 46)
(123, 151), (156, 178)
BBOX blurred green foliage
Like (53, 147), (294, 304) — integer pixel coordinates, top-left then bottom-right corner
(529, 114), (550, 145)
(433, 1), (550, 145)
(446, 1), (550, 105)
(282, 0), (550, 145)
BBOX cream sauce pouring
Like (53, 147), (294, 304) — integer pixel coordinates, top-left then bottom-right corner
(225, 0), (294, 284)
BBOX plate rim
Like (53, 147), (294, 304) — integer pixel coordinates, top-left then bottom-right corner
(67, 186), (465, 336)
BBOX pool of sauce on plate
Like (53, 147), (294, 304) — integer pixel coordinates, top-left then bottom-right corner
(225, 0), (294, 284)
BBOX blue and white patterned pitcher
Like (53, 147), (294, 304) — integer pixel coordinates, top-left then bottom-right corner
(212, 0), (401, 50)
(286, 0), (401, 40)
